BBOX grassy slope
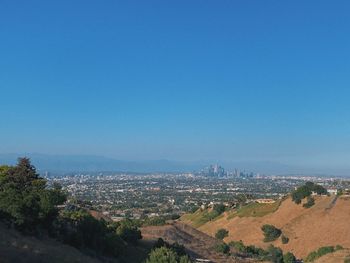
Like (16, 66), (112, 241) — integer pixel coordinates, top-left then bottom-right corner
(182, 196), (350, 259)
(180, 208), (225, 228)
(228, 200), (282, 219)
(314, 248), (350, 263)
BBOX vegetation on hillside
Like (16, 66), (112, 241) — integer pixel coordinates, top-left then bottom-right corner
(0, 158), (66, 232)
(305, 245), (343, 262)
(0, 158), (144, 261)
(215, 228), (229, 240)
(181, 203), (226, 227)
(146, 238), (192, 263)
(261, 224), (282, 242)
(292, 182), (327, 205)
(303, 196), (315, 208)
(226, 240), (296, 263)
(236, 200), (281, 217)
(281, 235), (289, 244)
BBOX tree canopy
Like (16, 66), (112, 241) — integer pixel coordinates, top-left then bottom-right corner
(0, 158), (66, 231)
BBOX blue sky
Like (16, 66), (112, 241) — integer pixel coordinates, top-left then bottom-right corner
(1, 1), (350, 173)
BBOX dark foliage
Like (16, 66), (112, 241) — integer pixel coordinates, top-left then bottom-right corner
(215, 228), (229, 240)
(214, 242), (230, 254)
(0, 158), (66, 232)
(292, 182), (327, 204)
(303, 196), (315, 208)
(261, 224), (282, 242)
(281, 235), (289, 244)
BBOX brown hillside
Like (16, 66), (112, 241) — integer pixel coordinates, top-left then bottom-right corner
(184, 196), (350, 259)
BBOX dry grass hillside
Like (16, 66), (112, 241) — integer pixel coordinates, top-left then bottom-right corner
(182, 196), (350, 259)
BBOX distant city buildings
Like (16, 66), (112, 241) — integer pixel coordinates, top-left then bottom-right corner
(199, 164), (226, 177)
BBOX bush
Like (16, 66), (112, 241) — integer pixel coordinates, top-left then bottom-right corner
(261, 224), (282, 242)
(303, 196), (315, 208)
(305, 246), (335, 262)
(215, 228), (229, 240)
(213, 203), (226, 215)
(283, 252), (297, 263)
(215, 243), (230, 254)
(113, 219), (142, 244)
(281, 235), (289, 244)
(228, 240), (270, 260)
(143, 216), (166, 226)
(267, 245), (284, 263)
(57, 210), (126, 257)
(335, 245), (344, 251)
(146, 242), (192, 263)
(146, 247), (177, 263)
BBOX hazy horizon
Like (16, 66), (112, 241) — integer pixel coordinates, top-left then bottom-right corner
(1, 1), (350, 174)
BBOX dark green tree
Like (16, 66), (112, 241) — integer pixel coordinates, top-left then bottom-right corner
(267, 245), (283, 263)
(281, 235), (289, 244)
(214, 242), (230, 254)
(0, 158), (66, 231)
(261, 224), (282, 242)
(215, 228), (229, 240)
(283, 252), (297, 263)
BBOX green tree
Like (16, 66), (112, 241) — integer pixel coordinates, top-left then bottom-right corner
(215, 243), (230, 254)
(281, 235), (289, 244)
(267, 245), (283, 263)
(283, 252), (296, 263)
(146, 247), (182, 263)
(303, 196), (315, 208)
(261, 224), (282, 242)
(215, 228), (229, 240)
(0, 158), (66, 231)
(114, 219), (142, 244)
(213, 203), (225, 214)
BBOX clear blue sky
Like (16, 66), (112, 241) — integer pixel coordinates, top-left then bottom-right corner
(1, 1), (350, 173)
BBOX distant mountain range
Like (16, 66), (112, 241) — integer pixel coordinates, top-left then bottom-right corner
(0, 153), (347, 176)
(0, 153), (206, 174)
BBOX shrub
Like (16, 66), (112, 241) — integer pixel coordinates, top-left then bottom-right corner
(267, 245), (283, 263)
(305, 246), (335, 262)
(228, 240), (268, 259)
(303, 196), (315, 208)
(283, 252), (297, 263)
(146, 246), (176, 262)
(215, 228), (229, 240)
(281, 235), (289, 244)
(57, 210), (126, 257)
(213, 203), (226, 214)
(335, 245), (344, 251)
(261, 224), (282, 242)
(145, 246), (191, 263)
(114, 219), (142, 244)
(144, 216), (166, 226)
(215, 243), (230, 254)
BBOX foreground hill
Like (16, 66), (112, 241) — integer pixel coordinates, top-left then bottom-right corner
(0, 223), (102, 263)
(182, 195), (350, 259)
